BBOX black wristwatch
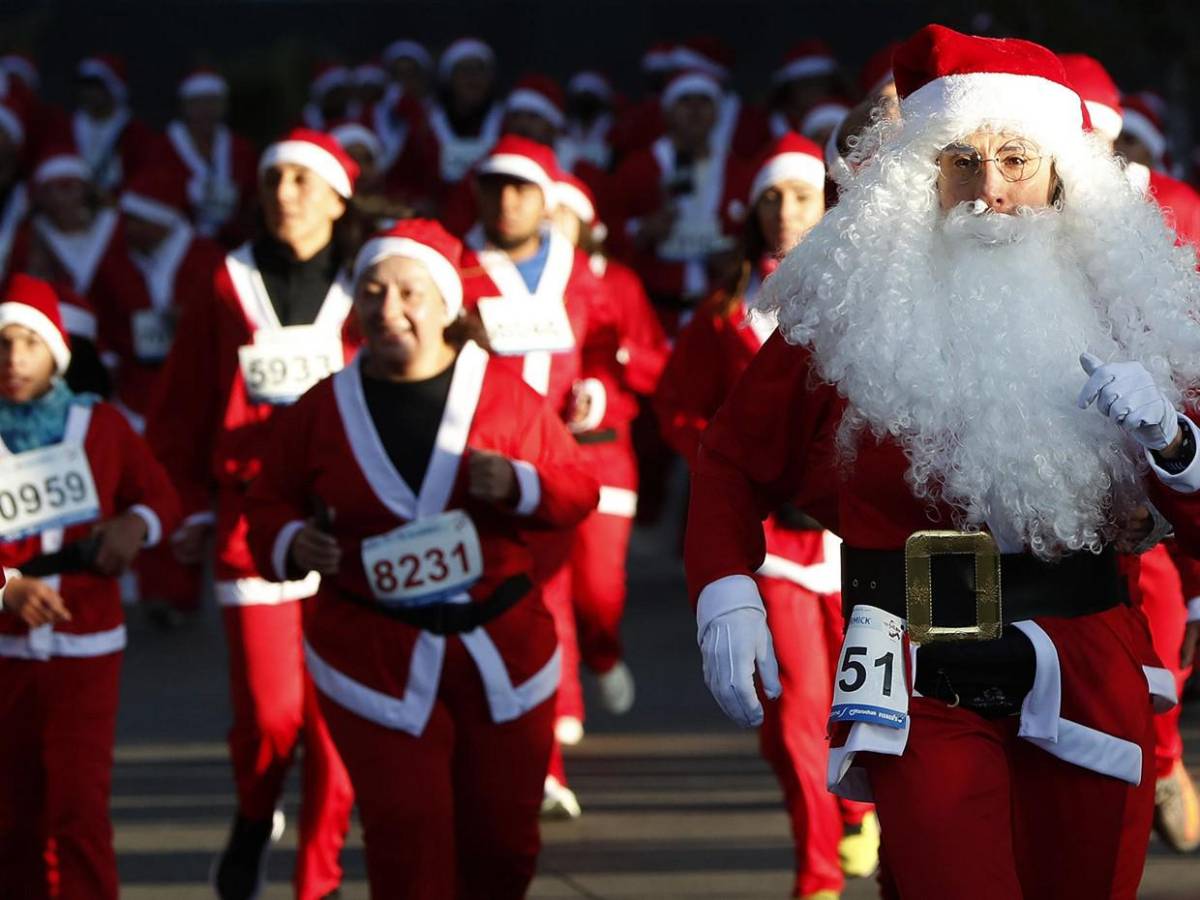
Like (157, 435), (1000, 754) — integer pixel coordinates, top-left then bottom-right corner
(1154, 417), (1195, 475)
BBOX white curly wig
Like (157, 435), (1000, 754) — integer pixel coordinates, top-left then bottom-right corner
(756, 109), (1200, 558)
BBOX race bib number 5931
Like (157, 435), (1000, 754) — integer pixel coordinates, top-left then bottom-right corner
(829, 604), (909, 730)
(238, 326), (343, 406)
(0, 443), (100, 541)
(360, 510), (484, 607)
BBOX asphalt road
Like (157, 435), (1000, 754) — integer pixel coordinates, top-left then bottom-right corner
(111, 519), (1200, 899)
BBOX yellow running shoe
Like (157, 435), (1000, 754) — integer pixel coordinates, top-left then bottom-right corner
(1154, 759), (1200, 852)
(799, 892), (840, 900)
(839, 810), (880, 878)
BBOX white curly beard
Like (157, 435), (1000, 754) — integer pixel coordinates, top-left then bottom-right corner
(758, 120), (1200, 558)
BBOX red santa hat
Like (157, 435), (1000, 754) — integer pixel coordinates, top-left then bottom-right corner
(553, 171), (596, 224)
(661, 70), (723, 110)
(799, 99), (850, 140)
(672, 36), (733, 81)
(0, 274), (71, 374)
(893, 25), (1088, 148)
(506, 74), (565, 130)
(382, 39), (433, 72)
(328, 120), (384, 164)
(0, 101), (24, 148)
(567, 70), (613, 103)
(77, 54), (128, 103)
(642, 41), (679, 75)
(310, 62), (352, 100)
(352, 219), (464, 321)
(438, 37), (495, 82)
(1056, 54), (1123, 144)
(748, 132), (827, 206)
(120, 167), (190, 229)
(355, 60), (388, 87)
(33, 145), (89, 186)
(1121, 92), (1167, 165)
(178, 66), (228, 100)
(858, 41), (899, 96)
(0, 53), (38, 91)
(475, 134), (558, 199)
(773, 40), (838, 86)
(258, 128), (359, 198)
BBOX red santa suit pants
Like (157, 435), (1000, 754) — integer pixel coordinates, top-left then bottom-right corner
(223, 602), (354, 900)
(319, 635), (556, 900)
(758, 576), (872, 897)
(0, 652), (122, 900)
(1137, 545), (1191, 779)
(861, 696), (1155, 899)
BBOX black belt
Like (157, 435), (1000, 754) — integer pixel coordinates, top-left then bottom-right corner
(574, 428), (617, 445)
(841, 539), (1125, 641)
(341, 574), (532, 635)
(20, 536), (101, 577)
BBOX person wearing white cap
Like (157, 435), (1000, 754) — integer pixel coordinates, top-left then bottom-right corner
(146, 128), (361, 900)
(382, 38), (433, 102)
(688, 24), (1200, 897)
(657, 132), (883, 897)
(0, 272), (180, 900)
(610, 69), (751, 339)
(71, 54), (158, 197)
(429, 37), (504, 188)
(0, 101), (28, 285)
(244, 218), (598, 899)
(460, 135), (608, 819)
(164, 67), (257, 246)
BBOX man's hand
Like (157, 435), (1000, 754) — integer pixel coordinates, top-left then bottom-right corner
(288, 524), (341, 576)
(1077, 353), (1180, 452)
(3, 577), (71, 627)
(92, 512), (149, 576)
(1182, 620), (1200, 669)
(700, 607), (782, 727)
(467, 449), (519, 505)
(171, 520), (212, 566)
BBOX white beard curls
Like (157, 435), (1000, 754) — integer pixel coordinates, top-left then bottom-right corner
(758, 122), (1200, 558)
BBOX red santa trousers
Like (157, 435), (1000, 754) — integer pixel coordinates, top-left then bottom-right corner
(861, 697), (1155, 899)
(222, 602), (353, 900)
(0, 652), (122, 900)
(1137, 545), (1191, 778)
(759, 576), (868, 897)
(571, 506), (634, 676)
(319, 636), (555, 900)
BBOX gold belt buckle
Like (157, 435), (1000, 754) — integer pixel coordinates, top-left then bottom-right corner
(904, 531), (1002, 644)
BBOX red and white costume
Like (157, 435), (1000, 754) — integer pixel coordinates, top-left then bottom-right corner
(67, 55), (160, 195)
(430, 38), (504, 194)
(244, 336), (598, 897)
(164, 69), (258, 245)
(0, 276), (180, 900)
(146, 131), (361, 900)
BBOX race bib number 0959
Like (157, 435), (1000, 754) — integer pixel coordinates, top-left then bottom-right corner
(360, 510), (484, 607)
(829, 604), (909, 730)
(0, 443), (100, 541)
(238, 326), (343, 406)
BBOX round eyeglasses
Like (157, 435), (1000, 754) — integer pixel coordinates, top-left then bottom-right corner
(936, 142), (1045, 184)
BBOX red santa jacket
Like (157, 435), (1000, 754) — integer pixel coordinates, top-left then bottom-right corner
(461, 226), (601, 417)
(371, 91), (439, 214)
(11, 209), (122, 304)
(0, 183), (28, 284)
(164, 121), (259, 247)
(609, 93), (769, 164)
(39, 109), (163, 196)
(657, 286), (836, 592)
(0, 401), (180, 656)
(609, 136), (749, 331)
(91, 224), (225, 428)
(243, 342), (598, 735)
(145, 242), (358, 593)
(427, 102), (505, 198)
(688, 332), (1200, 794)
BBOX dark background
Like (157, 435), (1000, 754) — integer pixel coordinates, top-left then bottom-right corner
(1, 0), (1194, 146)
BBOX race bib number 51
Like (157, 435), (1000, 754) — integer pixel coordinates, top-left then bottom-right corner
(360, 510), (484, 607)
(829, 604), (909, 730)
(0, 443), (100, 541)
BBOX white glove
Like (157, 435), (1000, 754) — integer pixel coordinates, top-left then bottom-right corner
(1077, 353), (1180, 451)
(700, 607), (782, 727)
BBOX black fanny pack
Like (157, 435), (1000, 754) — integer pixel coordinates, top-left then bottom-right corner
(340, 573), (531, 635)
